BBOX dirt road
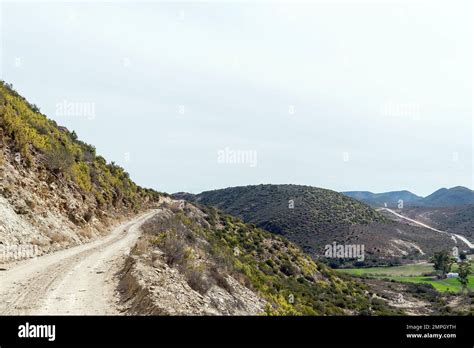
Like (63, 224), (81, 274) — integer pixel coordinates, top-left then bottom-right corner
(0, 210), (156, 315)
(378, 208), (474, 249)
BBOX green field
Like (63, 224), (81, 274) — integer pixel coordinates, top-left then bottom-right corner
(338, 262), (474, 293)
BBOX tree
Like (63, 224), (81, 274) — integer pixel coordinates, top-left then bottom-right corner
(30, 104), (40, 113)
(457, 261), (470, 293)
(70, 130), (78, 141)
(431, 250), (455, 279)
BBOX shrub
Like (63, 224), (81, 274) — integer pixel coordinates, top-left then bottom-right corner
(184, 265), (213, 294)
(44, 144), (74, 173)
(154, 229), (191, 267)
(209, 265), (233, 294)
(71, 161), (92, 192)
(280, 261), (298, 276)
(259, 258), (272, 269)
(48, 232), (68, 244)
(0, 81), (161, 212)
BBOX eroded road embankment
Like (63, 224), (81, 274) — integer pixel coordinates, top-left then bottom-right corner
(0, 210), (157, 315)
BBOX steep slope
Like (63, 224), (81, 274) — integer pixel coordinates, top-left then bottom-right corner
(343, 190), (424, 208)
(423, 186), (474, 207)
(0, 81), (159, 261)
(120, 198), (402, 315)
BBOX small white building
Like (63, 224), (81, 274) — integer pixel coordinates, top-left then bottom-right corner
(447, 273), (459, 279)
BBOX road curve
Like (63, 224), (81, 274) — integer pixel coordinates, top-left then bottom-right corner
(378, 208), (474, 249)
(0, 210), (157, 315)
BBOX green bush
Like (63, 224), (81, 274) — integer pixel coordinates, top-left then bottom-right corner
(0, 81), (160, 215)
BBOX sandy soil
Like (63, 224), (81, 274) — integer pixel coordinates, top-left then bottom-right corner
(0, 210), (157, 315)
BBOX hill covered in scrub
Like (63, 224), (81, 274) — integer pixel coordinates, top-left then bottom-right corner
(0, 81), (159, 258)
(175, 184), (385, 230)
(174, 185), (458, 265)
(0, 81), (398, 316)
(174, 184), (386, 256)
(423, 186), (474, 207)
(120, 198), (402, 315)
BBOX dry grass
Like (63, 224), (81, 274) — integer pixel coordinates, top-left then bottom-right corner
(29, 237), (46, 247)
(163, 235), (189, 266)
(47, 231), (69, 244)
(78, 226), (94, 240)
(132, 238), (149, 256)
(25, 199), (36, 210)
(183, 265), (213, 294)
(209, 265), (233, 294)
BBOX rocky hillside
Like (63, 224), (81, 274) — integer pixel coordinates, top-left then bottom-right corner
(119, 198), (402, 315)
(0, 81), (159, 260)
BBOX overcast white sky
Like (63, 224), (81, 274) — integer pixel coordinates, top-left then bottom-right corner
(0, 0), (472, 196)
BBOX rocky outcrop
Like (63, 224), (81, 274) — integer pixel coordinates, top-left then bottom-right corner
(0, 146), (131, 262)
(118, 248), (266, 315)
(0, 136), (154, 263)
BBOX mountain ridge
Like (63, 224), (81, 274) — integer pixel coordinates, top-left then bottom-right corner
(343, 186), (474, 208)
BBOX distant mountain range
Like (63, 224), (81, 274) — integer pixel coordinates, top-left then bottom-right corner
(343, 186), (474, 208)
(2, 80), (470, 316)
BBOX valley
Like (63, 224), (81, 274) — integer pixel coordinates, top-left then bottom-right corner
(175, 184), (473, 315)
(338, 262), (474, 293)
(177, 185), (468, 266)
(0, 80), (472, 316)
